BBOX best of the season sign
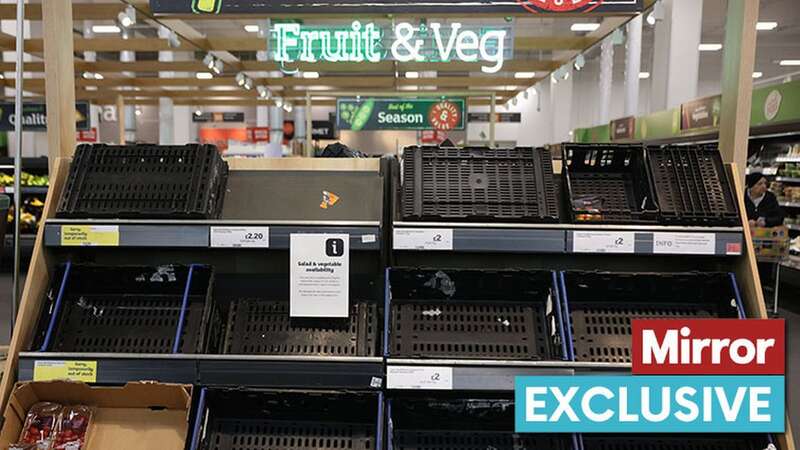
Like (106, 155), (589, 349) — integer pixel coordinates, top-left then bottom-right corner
(337, 98), (465, 131)
(515, 319), (786, 433)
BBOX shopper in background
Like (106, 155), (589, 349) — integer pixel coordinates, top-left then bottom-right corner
(745, 172), (784, 227)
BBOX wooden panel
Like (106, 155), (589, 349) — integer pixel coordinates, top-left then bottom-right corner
(42, 0), (77, 170)
(225, 156), (380, 171)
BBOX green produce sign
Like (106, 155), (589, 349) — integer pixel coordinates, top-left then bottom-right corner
(337, 98), (465, 131)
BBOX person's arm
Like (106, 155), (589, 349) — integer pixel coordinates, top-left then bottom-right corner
(760, 193), (785, 227)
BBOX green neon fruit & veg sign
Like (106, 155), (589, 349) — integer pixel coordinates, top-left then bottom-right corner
(337, 98), (465, 131)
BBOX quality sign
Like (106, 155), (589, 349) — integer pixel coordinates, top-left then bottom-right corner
(337, 98), (465, 131)
(0, 102), (90, 131)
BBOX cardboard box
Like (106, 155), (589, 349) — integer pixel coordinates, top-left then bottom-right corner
(0, 381), (191, 450)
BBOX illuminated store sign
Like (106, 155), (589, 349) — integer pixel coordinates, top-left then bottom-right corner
(272, 21), (508, 73)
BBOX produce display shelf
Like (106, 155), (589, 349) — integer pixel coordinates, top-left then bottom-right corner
(0, 186), (49, 195)
(18, 353), (385, 389)
(775, 176), (800, 183)
(385, 359), (629, 391)
(392, 222), (743, 256)
(43, 219), (382, 250)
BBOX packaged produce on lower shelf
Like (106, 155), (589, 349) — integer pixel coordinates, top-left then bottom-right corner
(0, 382), (191, 450)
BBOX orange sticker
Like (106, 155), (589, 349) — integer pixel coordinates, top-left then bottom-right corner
(320, 191), (340, 209)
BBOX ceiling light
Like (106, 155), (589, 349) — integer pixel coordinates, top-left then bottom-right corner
(646, 12), (656, 26)
(243, 78), (254, 90)
(194, 109), (202, 116)
(511, 97), (518, 106)
(639, 72), (650, 79)
(275, 98), (284, 108)
(203, 54), (216, 70)
(563, 71), (570, 80)
(570, 23), (600, 32)
(256, 85), (270, 99)
(94, 73), (104, 80)
(698, 43), (723, 51)
(196, 72), (213, 79)
(283, 102), (293, 113)
(167, 30), (181, 48)
(551, 73), (558, 84)
(135, 108), (142, 116)
(82, 71), (93, 79)
(244, 24), (260, 33)
(405, 71), (420, 79)
(523, 90), (529, 100)
(302, 71), (320, 79)
(514, 72), (536, 79)
(756, 21), (778, 31)
(753, 71), (763, 79)
(574, 54), (585, 71)
(212, 59), (223, 75)
(779, 60), (800, 66)
(117, 6), (136, 28)
(91, 24), (121, 33)
(235, 72), (247, 86)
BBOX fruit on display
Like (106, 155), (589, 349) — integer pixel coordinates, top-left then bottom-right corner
(53, 405), (92, 450)
(7, 197), (45, 233)
(13, 402), (61, 450)
(0, 172), (49, 187)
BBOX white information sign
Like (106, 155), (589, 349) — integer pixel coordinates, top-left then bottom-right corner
(290, 233), (349, 318)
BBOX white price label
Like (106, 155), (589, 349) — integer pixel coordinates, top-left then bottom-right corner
(361, 234), (377, 243)
(387, 366), (453, 390)
(393, 228), (453, 250)
(572, 231), (635, 253)
(653, 232), (716, 255)
(210, 226), (270, 248)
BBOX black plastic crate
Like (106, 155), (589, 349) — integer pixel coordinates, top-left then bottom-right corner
(32, 263), (215, 354)
(389, 395), (573, 450)
(560, 271), (744, 363)
(580, 434), (773, 450)
(400, 146), (560, 222)
(190, 389), (380, 450)
(57, 143), (228, 219)
(388, 269), (567, 360)
(562, 144), (659, 224)
(223, 299), (378, 356)
(647, 145), (740, 226)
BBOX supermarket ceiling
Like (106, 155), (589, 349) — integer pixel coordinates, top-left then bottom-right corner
(1, 0), (798, 107)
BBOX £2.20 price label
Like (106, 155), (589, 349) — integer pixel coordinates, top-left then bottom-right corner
(210, 226), (270, 248)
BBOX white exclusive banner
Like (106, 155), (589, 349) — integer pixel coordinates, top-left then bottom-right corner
(290, 233), (350, 318)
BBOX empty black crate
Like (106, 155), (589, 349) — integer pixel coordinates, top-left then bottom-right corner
(400, 146), (559, 222)
(389, 395), (573, 450)
(580, 434), (772, 450)
(57, 143), (228, 219)
(389, 269), (566, 360)
(192, 389), (379, 450)
(223, 299), (378, 356)
(647, 145), (740, 226)
(562, 144), (659, 224)
(32, 263), (215, 353)
(560, 271), (743, 363)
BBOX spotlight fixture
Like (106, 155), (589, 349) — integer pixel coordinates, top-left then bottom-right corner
(94, 73), (104, 80)
(243, 78), (254, 90)
(256, 85), (271, 99)
(283, 102), (293, 113)
(646, 13), (656, 26)
(574, 54), (585, 71)
(212, 59), (224, 75)
(235, 72), (247, 87)
(82, 71), (93, 79)
(118, 5), (136, 28)
(194, 109), (202, 116)
(203, 54), (216, 70)
(135, 108), (142, 116)
(275, 98), (284, 108)
(167, 30), (181, 49)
